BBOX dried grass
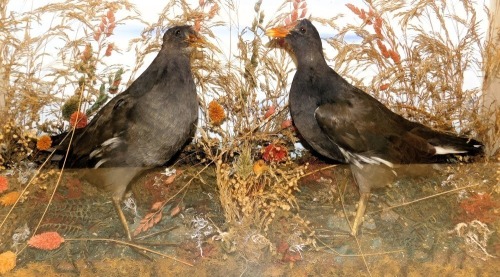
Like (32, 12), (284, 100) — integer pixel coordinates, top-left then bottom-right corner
(321, 0), (497, 156)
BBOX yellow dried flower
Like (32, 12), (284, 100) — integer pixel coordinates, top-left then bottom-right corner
(0, 191), (20, 206)
(208, 100), (225, 125)
(36, 135), (52, 151)
(0, 251), (16, 274)
(253, 159), (268, 177)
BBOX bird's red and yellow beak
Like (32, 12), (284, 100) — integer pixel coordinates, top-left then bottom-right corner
(265, 26), (290, 38)
(187, 31), (206, 47)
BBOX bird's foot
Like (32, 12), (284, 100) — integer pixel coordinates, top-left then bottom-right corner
(112, 197), (132, 241)
(350, 193), (371, 236)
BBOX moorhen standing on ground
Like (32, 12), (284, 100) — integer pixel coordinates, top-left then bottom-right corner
(266, 19), (483, 235)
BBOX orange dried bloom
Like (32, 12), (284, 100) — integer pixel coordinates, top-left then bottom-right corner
(264, 105), (276, 119)
(107, 9), (115, 22)
(107, 22), (116, 37)
(285, 0), (307, 28)
(291, 10), (298, 22)
(36, 135), (52, 151)
(28, 232), (65, 250)
(109, 78), (122, 94)
(253, 159), (269, 177)
(69, 111), (88, 129)
(100, 18), (106, 32)
(374, 17), (383, 38)
(105, 10), (116, 36)
(281, 119), (293, 129)
(376, 40), (390, 58)
(208, 3), (219, 19)
(0, 251), (16, 274)
(388, 50), (401, 63)
(105, 43), (114, 56)
(0, 176), (8, 193)
(262, 144), (288, 162)
(346, 3), (367, 21)
(379, 84), (390, 91)
(346, 3), (362, 17)
(81, 44), (92, 62)
(0, 191), (20, 206)
(208, 100), (225, 125)
(194, 19), (201, 32)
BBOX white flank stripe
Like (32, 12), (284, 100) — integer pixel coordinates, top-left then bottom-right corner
(90, 149), (101, 158)
(102, 137), (121, 148)
(371, 157), (394, 168)
(94, 158), (108, 168)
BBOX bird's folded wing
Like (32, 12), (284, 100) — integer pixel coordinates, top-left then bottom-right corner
(69, 93), (134, 167)
(314, 100), (436, 163)
(314, 101), (382, 154)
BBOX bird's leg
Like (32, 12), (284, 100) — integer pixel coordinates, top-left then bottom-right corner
(112, 197), (132, 241)
(351, 192), (370, 236)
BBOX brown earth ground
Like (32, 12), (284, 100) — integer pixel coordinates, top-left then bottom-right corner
(1, 161), (499, 276)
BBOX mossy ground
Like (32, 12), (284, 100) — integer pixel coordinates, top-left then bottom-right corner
(1, 162), (499, 276)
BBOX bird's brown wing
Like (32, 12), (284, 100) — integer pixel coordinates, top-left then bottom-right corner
(314, 95), (436, 164)
(68, 93), (135, 168)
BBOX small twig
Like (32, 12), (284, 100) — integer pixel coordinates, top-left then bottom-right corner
(135, 226), (178, 240)
(366, 183), (481, 215)
(299, 164), (338, 180)
(65, 237), (193, 266)
(136, 242), (180, 247)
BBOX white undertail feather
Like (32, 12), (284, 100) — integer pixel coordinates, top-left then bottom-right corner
(434, 146), (467, 155)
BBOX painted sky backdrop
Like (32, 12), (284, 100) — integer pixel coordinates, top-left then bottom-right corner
(7, 0), (488, 92)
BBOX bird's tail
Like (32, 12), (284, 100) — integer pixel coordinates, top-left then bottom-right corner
(413, 127), (484, 156)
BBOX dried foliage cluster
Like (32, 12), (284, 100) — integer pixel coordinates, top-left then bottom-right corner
(0, 122), (36, 170)
(217, 158), (305, 230)
(190, 0), (309, 230)
(0, 0), (140, 134)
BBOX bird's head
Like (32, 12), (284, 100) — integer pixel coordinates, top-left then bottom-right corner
(266, 19), (324, 67)
(162, 25), (206, 51)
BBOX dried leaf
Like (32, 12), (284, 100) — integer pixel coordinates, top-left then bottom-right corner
(170, 205), (182, 217)
(151, 201), (165, 211)
(0, 176), (8, 193)
(133, 209), (164, 236)
(28, 232), (65, 250)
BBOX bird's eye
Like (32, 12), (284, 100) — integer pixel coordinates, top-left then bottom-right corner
(300, 27), (306, 33)
(175, 29), (182, 36)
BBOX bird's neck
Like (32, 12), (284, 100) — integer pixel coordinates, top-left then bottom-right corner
(157, 52), (193, 82)
(295, 48), (329, 70)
